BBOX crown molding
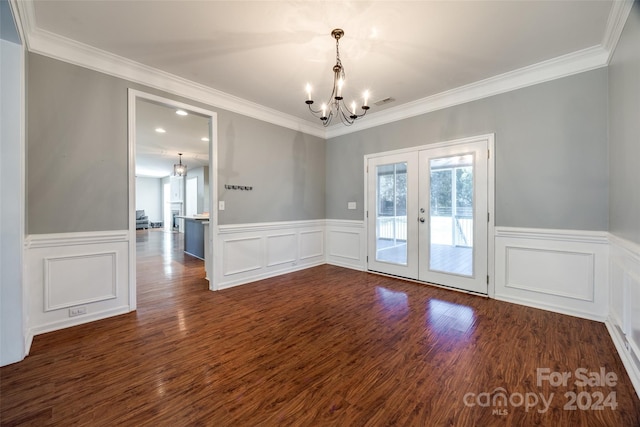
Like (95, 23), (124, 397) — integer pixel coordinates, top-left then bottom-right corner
(325, 45), (609, 139)
(13, 1), (326, 139)
(602, 0), (634, 62)
(14, 0), (632, 141)
(7, 0), (27, 46)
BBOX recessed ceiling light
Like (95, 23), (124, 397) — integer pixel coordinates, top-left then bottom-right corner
(155, 127), (166, 133)
(201, 137), (209, 142)
(176, 110), (188, 116)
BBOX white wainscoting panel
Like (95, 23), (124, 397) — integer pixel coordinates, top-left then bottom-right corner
(266, 233), (297, 267)
(300, 230), (324, 260)
(223, 237), (262, 275)
(24, 231), (131, 337)
(44, 252), (117, 311)
(214, 220), (325, 290)
(607, 234), (640, 397)
(505, 247), (594, 301)
(495, 227), (608, 321)
(326, 220), (366, 271)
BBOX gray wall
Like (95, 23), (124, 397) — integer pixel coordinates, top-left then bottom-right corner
(217, 117), (325, 224)
(26, 53), (325, 233)
(609, 2), (640, 245)
(27, 54), (129, 233)
(326, 69), (609, 231)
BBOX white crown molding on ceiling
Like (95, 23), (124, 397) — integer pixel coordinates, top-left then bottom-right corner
(325, 45), (609, 139)
(11, 0), (327, 139)
(602, 0), (635, 61)
(11, 0), (634, 141)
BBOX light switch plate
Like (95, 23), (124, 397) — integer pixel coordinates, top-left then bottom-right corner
(347, 202), (356, 210)
(219, 201), (225, 211)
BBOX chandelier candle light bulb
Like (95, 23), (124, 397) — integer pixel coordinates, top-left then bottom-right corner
(304, 28), (371, 126)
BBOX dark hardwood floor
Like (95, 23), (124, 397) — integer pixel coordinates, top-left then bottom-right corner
(1, 229), (639, 426)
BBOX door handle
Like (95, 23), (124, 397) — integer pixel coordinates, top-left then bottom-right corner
(419, 217), (425, 223)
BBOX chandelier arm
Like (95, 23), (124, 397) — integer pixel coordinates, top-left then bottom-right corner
(338, 98), (356, 117)
(339, 106), (355, 126)
(322, 110), (333, 127)
(307, 104), (324, 115)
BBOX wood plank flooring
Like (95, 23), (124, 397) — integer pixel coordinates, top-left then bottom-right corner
(1, 229), (639, 426)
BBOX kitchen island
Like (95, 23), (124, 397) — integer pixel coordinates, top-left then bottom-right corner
(177, 215), (209, 260)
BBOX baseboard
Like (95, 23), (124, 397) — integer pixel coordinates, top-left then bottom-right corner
(28, 305), (131, 336)
(24, 330), (33, 359)
(326, 259), (366, 271)
(494, 294), (607, 322)
(605, 318), (640, 399)
(217, 260), (326, 290)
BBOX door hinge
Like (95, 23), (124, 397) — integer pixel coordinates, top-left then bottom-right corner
(487, 275), (489, 284)
(487, 212), (490, 222)
(366, 255), (369, 263)
(366, 211), (369, 218)
(488, 150), (490, 159)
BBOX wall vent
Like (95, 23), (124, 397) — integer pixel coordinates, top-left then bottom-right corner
(374, 97), (396, 106)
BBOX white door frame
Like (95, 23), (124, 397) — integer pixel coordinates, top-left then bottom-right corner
(127, 89), (219, 309)
(363, 134), (495, 296)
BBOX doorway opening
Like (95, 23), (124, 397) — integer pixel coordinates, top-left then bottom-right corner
(128, 90), (218, 309)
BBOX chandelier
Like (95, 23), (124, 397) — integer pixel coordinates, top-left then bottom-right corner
(173, 153), (187, 176)
(305, 29), (370, 126)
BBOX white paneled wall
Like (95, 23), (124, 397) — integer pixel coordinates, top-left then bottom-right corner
(325, 220), (366, 270)
(607, 234), (640, 396)
(494, 227), (609, 320)
(213, 220), (325, 290)
(24, 231), (131, 337)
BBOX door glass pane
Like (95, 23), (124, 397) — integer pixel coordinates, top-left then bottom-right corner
(376, 162), (407, 265)
(429, 155), (473, 276)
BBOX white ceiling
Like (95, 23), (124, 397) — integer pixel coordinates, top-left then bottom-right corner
(135, 99), (210, 178)
(16, 0), (623, 140)
(27, 1), (616, 118)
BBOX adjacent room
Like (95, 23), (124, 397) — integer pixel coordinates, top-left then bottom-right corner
(1, 0), (639, 425)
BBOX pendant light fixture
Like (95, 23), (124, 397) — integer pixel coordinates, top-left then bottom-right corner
(305, 29), (370, 127)
(173, 153), (187, 176)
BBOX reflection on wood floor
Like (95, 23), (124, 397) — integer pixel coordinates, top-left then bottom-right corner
(1, 229), (639, 426)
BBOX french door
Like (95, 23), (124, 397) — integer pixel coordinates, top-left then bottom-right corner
(367, 138), (490, 294)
